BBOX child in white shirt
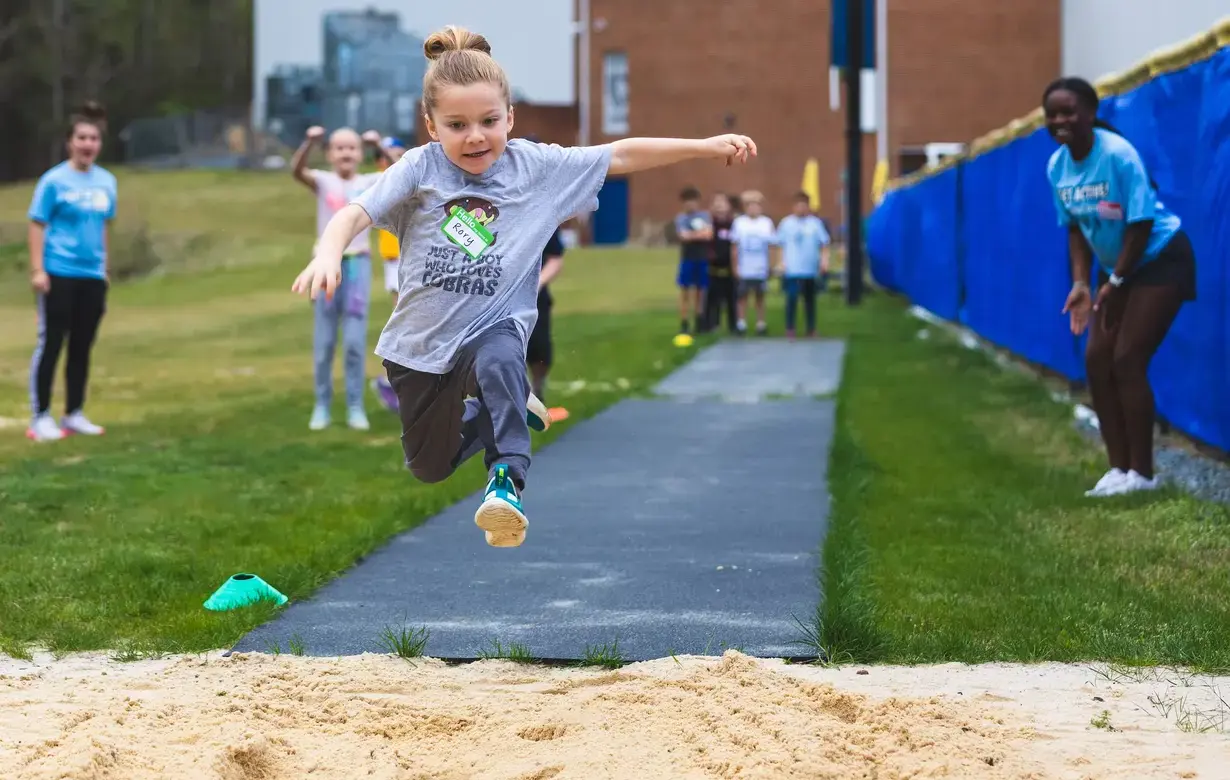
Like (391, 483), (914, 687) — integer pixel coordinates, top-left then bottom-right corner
(730, 190), (778, 335)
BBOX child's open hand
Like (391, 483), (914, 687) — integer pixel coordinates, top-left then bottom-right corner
(292, 254), (343, 301)
(305, 125), (325, 142)
(706, 134), (757, 166)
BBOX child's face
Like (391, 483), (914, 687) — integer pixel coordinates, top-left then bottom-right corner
(792, 198), (810, 216)
(745, 200), (764, 217)
(67, 122), (102, 167)
(327, 130), (362, 176)
(427, 82), (512, 176)
(711, 195), (730, 215)
(682, 198), (700, 213)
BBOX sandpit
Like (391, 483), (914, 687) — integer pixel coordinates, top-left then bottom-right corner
(2, 649), (1227, 779)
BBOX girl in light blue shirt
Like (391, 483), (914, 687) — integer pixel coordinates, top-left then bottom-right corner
(26, 101), (116, 443)
(1044, 76), (1196, 498)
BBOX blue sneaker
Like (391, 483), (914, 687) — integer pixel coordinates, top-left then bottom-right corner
(527, 392), (550, 432)
(474, 464), (528, 547)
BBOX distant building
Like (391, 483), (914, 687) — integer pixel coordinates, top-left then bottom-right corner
(322, 8), (425, 139)
(265, 65), (324, 146)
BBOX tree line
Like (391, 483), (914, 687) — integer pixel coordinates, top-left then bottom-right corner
(0, 0), (253, 183)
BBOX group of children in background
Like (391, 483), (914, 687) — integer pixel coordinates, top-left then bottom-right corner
(674, 186), (832, 340)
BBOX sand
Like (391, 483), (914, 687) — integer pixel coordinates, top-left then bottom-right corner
(1, 650), (1227, 779)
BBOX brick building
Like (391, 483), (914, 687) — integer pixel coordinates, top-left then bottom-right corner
(574, 0), (1062, 242)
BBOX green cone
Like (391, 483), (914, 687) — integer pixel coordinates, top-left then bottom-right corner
(203, 573), (289, 611)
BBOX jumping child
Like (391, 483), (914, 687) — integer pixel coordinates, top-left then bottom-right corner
(292, 25), (756, 547)
(776, 190), (831, 339)
(291, 124), (386, 431)
(730, 190), (777, 335)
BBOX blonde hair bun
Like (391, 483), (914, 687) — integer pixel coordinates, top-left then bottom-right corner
(424, 25), (491, 60)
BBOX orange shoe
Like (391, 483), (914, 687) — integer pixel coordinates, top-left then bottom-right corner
(548, 407), (570, 423)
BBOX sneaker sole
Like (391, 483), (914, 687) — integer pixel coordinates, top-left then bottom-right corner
(25, 428), (65, 442)
(474, 499), (528, 548)
(527, 393), (551, 433)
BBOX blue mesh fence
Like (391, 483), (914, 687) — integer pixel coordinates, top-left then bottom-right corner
(867, 46), (1230, 452)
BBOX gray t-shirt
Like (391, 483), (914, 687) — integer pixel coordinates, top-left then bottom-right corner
(354, 139), (612, 374)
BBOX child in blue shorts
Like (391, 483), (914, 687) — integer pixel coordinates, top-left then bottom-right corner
(674, 186), (712, 336)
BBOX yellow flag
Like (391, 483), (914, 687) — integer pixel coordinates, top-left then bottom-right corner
(871, 159), (889, 205)
(801, 158), (821, 211)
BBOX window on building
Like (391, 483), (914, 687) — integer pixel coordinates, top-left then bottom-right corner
(601, 51), (629, 136)
(394, 94), (414, 133)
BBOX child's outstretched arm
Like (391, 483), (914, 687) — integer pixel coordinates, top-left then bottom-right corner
(608, 135), (756, 176)
(291, 205), (372, 301)
(291, 126), (325, 192)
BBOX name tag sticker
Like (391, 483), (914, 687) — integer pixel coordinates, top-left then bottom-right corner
(441, 206), (494, 259)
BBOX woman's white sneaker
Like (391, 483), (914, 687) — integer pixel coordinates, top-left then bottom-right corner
(26, 414), (66, 442)
(1123, 470), (1161, 493)
(1085, 468), (1128, 497)
(61, 411), (105, 436)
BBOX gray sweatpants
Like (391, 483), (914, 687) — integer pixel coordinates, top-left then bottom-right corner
(385, 319), (532, 489)
(314, 254), (371, 409)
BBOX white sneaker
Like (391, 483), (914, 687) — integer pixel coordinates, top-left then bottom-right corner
(1085, 468), (1128, 497)
(309, 405), (331, 431)
(1122, 470), (1162, 493)
(346, 407), (370, 431)
(61, 411), (105, 436)
(26, 414), (65, 442)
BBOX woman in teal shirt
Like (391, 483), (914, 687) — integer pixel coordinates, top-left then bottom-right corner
(1044, 77), (1196, 498)
(27, 101), (116, 442)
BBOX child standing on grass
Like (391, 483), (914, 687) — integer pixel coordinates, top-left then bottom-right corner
(291, 124), (386, 432)
(776, 191), (831, 339)
(292, 25), (757, 548)
(730, 190), (777, 336)
(704, 192), (738, 334)
(26, 101), (115, 442)
(674, 186), (712, 336)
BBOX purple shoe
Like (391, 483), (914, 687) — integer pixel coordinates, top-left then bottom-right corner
(371, 377), (399, 413)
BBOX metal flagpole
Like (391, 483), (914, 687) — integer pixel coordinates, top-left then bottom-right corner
(844, 0), (864, 305)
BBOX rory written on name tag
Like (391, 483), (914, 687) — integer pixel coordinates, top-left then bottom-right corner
(441, 205), (495, 259)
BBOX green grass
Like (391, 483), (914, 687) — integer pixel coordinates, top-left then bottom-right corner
(1, 168), (1227, 670)
(817, 302), (1230, 670)
(0, 168), (698, 658)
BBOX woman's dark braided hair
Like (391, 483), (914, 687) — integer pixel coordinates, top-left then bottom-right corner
(1043, 76), (1158, 189)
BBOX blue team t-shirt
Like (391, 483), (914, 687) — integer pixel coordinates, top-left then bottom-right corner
(27, 161), (117, 280)
(776, 214), (831, 278)
(1047, 128), (1180, 275)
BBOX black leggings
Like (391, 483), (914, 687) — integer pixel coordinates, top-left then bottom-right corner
(31, 275), (107, 416)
